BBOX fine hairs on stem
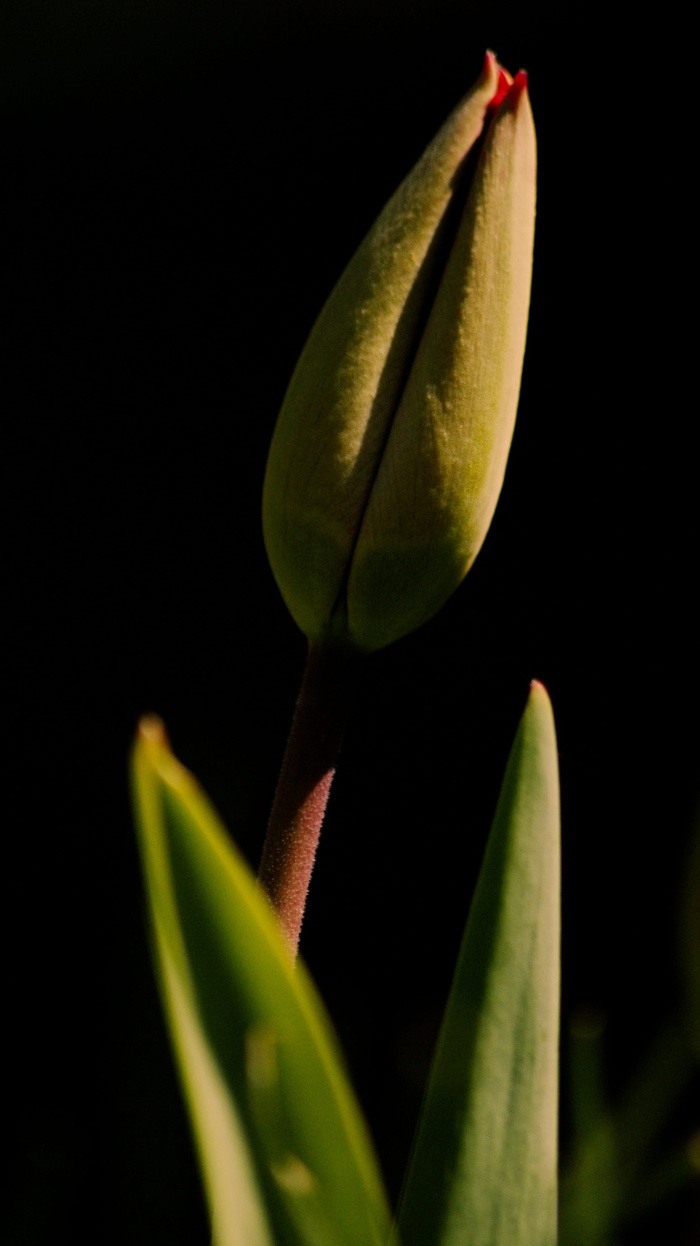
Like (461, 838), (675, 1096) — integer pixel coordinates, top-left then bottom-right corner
(258, 641), (364, 954)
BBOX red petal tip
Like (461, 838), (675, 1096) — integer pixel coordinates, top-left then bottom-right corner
(505, 70), (529, 108)
(487, 66), (514, 114)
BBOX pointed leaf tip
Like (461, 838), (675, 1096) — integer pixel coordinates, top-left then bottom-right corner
(138, 713), (168, 747)
(528, 677), (549, 700)
(395, 681), (560, 1246)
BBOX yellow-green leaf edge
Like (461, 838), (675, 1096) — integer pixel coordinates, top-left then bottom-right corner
(132, 717), (393, 1246)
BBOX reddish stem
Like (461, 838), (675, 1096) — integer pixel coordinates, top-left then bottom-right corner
(258, 640), (363, 955)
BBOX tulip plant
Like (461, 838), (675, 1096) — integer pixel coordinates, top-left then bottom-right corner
(130, 51), (694, 1246)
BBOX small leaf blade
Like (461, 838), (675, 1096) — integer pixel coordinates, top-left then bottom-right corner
(132, 716), (392, 1246)
(396, 681), (560, 1246)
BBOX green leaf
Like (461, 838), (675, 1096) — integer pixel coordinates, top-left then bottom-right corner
(560, 1014), (698, 1245)
(131, 716), (393, 1246)
(559, 1008), (618, 1246)
(395, 680), (560, 1246)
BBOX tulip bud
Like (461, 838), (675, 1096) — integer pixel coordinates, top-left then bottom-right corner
(263, 52), (536, 652)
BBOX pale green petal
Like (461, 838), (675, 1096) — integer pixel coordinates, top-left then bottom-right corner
(348, 78), (536, 650)
(263, 55), (500, 642)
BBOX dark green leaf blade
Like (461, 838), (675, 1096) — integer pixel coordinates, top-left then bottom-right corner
(132, 716), (393, 1246)
(396, 681), (560, 1246)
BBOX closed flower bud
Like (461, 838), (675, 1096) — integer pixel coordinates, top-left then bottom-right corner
(263, 52), (536, 652)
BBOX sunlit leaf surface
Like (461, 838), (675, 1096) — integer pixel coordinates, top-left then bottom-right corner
(396, 681), (560, 1246)
(132, 717), (392, 1246)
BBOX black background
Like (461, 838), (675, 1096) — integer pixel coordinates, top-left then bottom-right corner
(5, 2), (698, 1243)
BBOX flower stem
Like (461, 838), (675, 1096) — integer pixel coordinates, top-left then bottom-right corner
(258, 640), (364, 955)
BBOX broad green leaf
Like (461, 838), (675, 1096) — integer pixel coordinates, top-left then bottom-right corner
(395, 681), (560, 1246)
(132, 716), (392, 1246)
